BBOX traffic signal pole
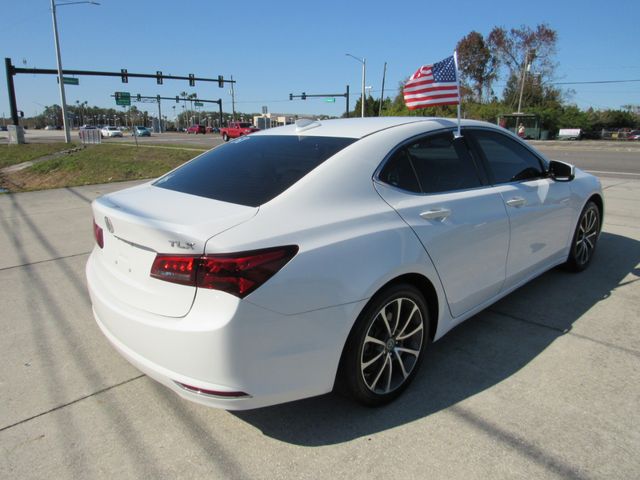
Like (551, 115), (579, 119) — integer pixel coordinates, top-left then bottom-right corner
(4, 58), (19, 126)
(289, 86), (350, 118)
(115, 94), (224, 130)
(4, 57), (234, 140)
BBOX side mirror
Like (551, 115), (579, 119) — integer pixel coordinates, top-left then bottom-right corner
(548, 160), (575, 182)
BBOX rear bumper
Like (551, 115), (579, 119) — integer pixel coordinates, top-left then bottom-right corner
(86, 252), (363, 410)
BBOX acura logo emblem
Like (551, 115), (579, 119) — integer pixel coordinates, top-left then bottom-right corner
(104, 216), (114, 234)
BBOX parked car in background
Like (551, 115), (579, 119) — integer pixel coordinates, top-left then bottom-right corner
(0, 125), (7, 131)
(87, 117), (604, 410)
(220, 121), (259, 141)
(206, 126), (220, 133)
(133, 126), (151, 137)
(101, 126), (123, 138)
(187, 124), (206, 134)
(626, 130), (640, 141)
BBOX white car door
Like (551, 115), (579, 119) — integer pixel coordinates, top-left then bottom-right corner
(374, 131), (510, 318)
(467, 129), (574, 287)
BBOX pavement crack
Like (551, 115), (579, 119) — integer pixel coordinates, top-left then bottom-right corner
(0, 375), (145, 433)
(489, 308), (569, 333)
(602, 181), (630, 190)
(0, 251), (91, 272)
(489, 308), (640, 358)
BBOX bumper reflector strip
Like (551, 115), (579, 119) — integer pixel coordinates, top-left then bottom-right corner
(175, 381), (250, 398)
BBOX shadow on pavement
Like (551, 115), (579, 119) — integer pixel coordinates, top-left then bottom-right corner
(230, 232), (639, 446)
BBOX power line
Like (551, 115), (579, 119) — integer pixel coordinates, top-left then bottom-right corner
(550, 79), (640, 85)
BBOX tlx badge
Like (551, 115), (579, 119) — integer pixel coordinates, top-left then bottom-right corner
(169, 240), (196, 250)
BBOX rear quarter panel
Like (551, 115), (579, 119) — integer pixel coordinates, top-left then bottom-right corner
(205, 126), (453, 331)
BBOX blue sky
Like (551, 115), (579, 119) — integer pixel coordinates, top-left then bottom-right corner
(1, 0), (638, 120)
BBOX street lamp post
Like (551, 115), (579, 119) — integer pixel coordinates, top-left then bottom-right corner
(346, 53), (366, 117)
(50, 0), (100, 143)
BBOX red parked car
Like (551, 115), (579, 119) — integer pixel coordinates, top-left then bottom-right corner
(220, 122), (260, 141)
(187, 124), (206, 134)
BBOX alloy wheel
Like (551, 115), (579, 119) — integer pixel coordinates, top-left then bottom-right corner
(360, 297), (424, 394)
(575, 206), (599, 266)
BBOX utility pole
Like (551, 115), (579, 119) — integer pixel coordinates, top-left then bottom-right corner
(230, 74), (236, 122)
(517, 51), (530, 114)
(379, 62), (387, 117)
(361, 58), (366, 118)
(50, 0), (71, 142)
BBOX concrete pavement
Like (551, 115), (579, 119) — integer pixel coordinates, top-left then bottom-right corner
(0, 176), (638, 479)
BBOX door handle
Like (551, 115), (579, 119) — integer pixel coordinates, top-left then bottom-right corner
(506, 197), (526, 208)
(420, 208), (451, 221)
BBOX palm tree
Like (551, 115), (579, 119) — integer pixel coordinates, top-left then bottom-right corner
(179, 91), (189, 127)
(187, 93), (198, 124)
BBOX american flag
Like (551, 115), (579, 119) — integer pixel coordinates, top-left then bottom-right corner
(403, 55), (460, 110)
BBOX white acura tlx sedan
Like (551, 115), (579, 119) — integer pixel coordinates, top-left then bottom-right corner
(87, 117), (603, 409)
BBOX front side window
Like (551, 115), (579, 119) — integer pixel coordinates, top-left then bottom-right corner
(379, 132), (482, 194)
(470, 130), (545, 184)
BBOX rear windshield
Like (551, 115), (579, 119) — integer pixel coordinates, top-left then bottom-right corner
(153, 135), (356, 207)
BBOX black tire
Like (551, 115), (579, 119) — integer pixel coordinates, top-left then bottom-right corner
(564, 200), (601, 272)
(338, 283), (430, 406)
(223, 133), (229, 142)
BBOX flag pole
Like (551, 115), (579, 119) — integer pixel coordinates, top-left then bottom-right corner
(453, 50), (462, 137)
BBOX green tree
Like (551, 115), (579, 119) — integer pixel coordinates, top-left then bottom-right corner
(488, 24), (559, 109)
(488, 24), (558, 80)
(456, 31), (498, 103)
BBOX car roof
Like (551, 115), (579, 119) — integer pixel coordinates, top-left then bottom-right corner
(253, 117), (493, 139)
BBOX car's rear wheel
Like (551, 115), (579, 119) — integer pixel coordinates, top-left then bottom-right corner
(564, 200), (600, 272)
(338, 284), (429, 406)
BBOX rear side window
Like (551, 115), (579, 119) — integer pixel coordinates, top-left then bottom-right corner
(379, 132), (482, 194)
(153, 135), (355, 207)
(471, 130), (545, 183)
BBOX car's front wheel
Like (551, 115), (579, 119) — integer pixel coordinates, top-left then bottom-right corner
(564, 200), (601, 271)
(338, 283), (429, 406)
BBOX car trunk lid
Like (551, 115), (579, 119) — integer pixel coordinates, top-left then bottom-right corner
(91, 183), (257, 317)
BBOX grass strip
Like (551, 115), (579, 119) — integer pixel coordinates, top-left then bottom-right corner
(0, 143), (78, 169)
(0, 143), (198, 192)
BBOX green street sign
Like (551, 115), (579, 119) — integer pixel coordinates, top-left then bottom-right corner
(63, 77), (79, 85)
(324, 98), (336, 103)
(115, 91), (131, 106)
(194, 102), (204, 107)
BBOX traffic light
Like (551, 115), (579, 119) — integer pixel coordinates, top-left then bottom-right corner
(218, 75), (224, 88)
(289, 93), (293, 100)
(156, 71), (163, 85)
(121, 68), (128, 83)
(115, 92), (121, 101)
(301, 92), (306, 100)
(136, 94), (141, 101)
(189, 74), (195, 87)
(175, 96), (179, 103)
(157, 95), (161, 102)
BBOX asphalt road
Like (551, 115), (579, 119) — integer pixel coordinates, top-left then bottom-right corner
(3, 129), (639, 176)
(532, 141), (640, 179)
(0, 174), (639, 479)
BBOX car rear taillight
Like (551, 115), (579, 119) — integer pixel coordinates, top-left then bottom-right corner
(150, 255), (196, 286)
(150, 246), (298, 298)
(93, 219), (104, 248)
